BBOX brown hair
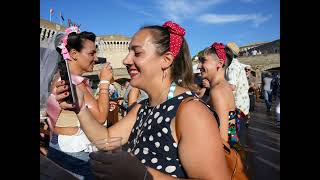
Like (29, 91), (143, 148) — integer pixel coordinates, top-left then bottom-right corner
(140, 25), (195, 90)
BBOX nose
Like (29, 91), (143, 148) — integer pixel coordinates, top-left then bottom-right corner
(94, 54), (99, 62)
(123, 52), (133, 66)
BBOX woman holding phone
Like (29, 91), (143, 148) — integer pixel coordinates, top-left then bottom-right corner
(45, 26), (112, 179)
(55, 21), (229, 179)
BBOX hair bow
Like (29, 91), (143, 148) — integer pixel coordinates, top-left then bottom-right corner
(58, 26), (81, 60)
(162, 21), (186, 59)
(212, 42), (226, 64)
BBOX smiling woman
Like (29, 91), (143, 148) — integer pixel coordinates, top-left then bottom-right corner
(54, 21), (230, 180)
(45, 27), (114, 180)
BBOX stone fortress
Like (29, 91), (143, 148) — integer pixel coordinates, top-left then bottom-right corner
(41, 18), (279, 88)
(40, 19), (130, 89)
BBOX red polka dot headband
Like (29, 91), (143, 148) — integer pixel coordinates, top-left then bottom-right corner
(212, 42), (226, 64)
(162, 21), (186, 59)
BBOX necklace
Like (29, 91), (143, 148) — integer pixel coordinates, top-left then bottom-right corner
(131, 81), (176, 151)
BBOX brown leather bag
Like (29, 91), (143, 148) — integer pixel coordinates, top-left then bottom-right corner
(223, 141), (248, 180)
(178, 96), (248, 180)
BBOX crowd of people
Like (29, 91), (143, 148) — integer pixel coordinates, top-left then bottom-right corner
(40, 20), (280, 179)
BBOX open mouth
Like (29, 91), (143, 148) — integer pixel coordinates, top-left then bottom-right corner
(127, 67), (139, 78)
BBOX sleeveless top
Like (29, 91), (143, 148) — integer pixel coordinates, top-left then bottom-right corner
(123, 91), (196, 178)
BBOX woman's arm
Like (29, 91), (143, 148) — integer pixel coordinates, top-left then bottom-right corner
(83, 63), (113, 124)
(128, 87), (140, 107)
(77, 104), (139, 145)
(55, 80), (140, 145)
(77, 83), (109, 124)
(209, 87), (235, 143)
(175, 100), (229, 180)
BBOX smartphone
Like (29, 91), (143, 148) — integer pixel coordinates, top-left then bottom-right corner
(58, 60), (78, 105)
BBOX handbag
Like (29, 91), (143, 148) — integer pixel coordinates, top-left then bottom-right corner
(177, 96), (248, 180)
(223, 140), (248, 180)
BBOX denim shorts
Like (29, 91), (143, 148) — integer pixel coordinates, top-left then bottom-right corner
(47, 134), (93, 180)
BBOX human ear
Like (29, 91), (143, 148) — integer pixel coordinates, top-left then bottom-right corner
(161, 51), (174, 70)
(216, 59), (224, 71)
(69, 49), (79, 61)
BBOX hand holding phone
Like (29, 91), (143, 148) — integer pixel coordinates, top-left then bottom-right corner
(58, 60), (79, 106)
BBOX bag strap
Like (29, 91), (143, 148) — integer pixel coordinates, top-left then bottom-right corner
(176, 96), (231, 153)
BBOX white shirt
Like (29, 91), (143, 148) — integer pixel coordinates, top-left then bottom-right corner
(252, 50), (257, 56)
(263, 77), (273, 91)
(225, 58), (250, 115)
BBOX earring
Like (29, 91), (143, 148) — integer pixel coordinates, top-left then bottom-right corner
(162, 69), (167, 82)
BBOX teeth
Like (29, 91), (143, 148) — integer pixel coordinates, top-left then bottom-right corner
(130, 70), (138, 74)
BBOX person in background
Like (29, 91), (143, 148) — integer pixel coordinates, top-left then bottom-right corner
(225, 42), (250, 128)
(118, 81), (130, 116)
(45, 27), (112, 179)
(193, 63), (210, 103)
(262, 72), (273, 112)
(245, 65), (257, 127)
(275, 74), (280, 127)
(123, 84), (149, 113)
(198, 42), (239, 145)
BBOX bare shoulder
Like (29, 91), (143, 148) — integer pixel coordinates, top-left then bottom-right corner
(212, 83), (233, 100)
(176, 98), (217, 133)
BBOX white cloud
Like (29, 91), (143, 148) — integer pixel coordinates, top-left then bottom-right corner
(113, 0), (270, 26)
(198, 13), (271, 26)
(155, 0), (225, 23)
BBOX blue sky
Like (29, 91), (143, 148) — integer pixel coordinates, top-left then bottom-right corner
(40, 0), (279, 56)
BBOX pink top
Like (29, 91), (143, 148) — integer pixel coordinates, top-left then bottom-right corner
(46, 74), (92, 132)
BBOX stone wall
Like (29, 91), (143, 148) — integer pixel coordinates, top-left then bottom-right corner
(239, 53), (280, 84)
(40, 19), (130, 80)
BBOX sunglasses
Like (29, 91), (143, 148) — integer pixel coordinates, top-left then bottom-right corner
(245, 69), (251, 72)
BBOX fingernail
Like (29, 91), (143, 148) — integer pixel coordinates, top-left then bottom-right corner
(61, 80), (64, 84)
(64, 85), (68, 89)
(65, 92), (68, 95)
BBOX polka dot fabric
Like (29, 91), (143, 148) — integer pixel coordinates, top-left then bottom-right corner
(123, 91), (196, 178)
(211, 42), (227, 64)
(162, 21), (186, 59)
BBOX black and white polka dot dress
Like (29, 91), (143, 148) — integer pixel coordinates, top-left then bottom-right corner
(123, 91), (196, 178)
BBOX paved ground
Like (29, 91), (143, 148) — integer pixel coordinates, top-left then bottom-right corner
(239, 99), (280, 180)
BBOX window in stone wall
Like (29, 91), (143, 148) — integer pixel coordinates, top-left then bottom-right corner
(47, 30), (51, 38)
(42, 29), (47, 40)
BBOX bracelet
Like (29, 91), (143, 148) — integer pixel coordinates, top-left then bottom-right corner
(98, 80), (110, 86)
